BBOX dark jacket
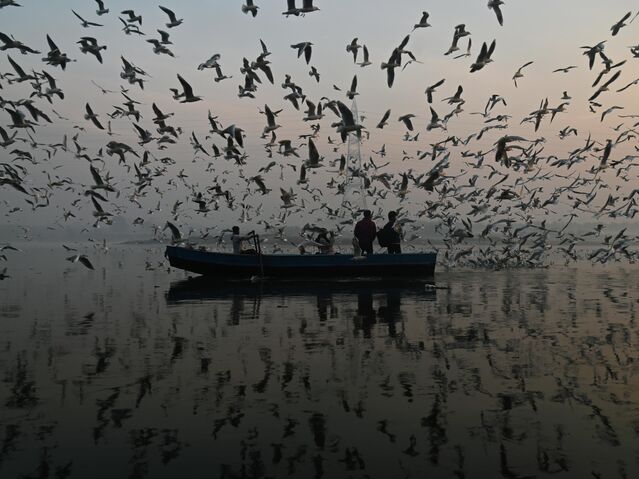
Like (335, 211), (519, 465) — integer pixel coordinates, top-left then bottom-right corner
(382, 221), (401, 244)
(354, 217), (377, 244)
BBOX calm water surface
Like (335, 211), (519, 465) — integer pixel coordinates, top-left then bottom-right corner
(1, 244), (638, 478)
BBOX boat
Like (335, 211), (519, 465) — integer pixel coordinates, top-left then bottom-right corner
(165, 245), (436, 279)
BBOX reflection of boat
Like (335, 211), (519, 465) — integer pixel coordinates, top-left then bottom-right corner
(166, 276), (437, 304)
(165, 246), (436, 279)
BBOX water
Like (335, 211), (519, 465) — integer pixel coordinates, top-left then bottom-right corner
(1, 244), (638, 478)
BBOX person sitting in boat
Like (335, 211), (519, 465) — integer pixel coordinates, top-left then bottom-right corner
(380, 211), (402, 254)
(297, 229), (334, 255)
(231, 226), (257, 254)
(354, 209), (377, 255)
(315, 230), (335, 254)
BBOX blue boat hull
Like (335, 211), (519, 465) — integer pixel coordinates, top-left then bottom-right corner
(165, 246), (436, 278)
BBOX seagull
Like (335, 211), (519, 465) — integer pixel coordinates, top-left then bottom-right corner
(77, 36), (106, 64)
(357, 45), (371, 67)
(443, 85), (464, 104)
(346, 75), (358, 99)
(425, 79), (445, 103)
(470, 40), (496, 72)
(7, 55), (36, 82)
(242, 0), (259, 17)
(291, 42), (313, 64)
(299, 0), (319, 14)
(611, 11), (635, 36)
(398, 114), (416, 131)
(381, 48), (401, 88)
(0, 125), (17, 147)
(0, 32), (40, 54)
(617, 78), (639, 92)
(309, 66), (320, 82)
(487, 0), (504, 26)
(282, 0), (300, 16)
(72, 10), (103, 28)
(175, 75), (201, 102)
(159, 6), (182, 28)
(413, 11), (431, 31)
(157, 29), (172, 45)
(553, 65), (577, 73)
(164, 221), (182, 243)
(42, 35), (75, 70)
(262, 104), (281, 134)
(84, 103), (104, 129)
(198, 53), (221, 70)
(66, 254), (95, 270)
(512, 61), (533, 87)
(589, 70), (621, 101)
(346, 38), (361, 63)
(94, 0), (108, 15)
(0, 1), (20, 9)
(121, 9), (142, 24)
(376, 109), (391, 129)
(426, 107), (443, 131)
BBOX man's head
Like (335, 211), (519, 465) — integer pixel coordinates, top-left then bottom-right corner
(232, 226), (240, 234)
(363, 209), (372, 219)
(388, 211), (397, 222)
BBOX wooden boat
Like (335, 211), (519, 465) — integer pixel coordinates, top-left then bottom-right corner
(165, 245), (436, 278)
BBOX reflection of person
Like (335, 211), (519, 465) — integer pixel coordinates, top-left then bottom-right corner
(381, 211), (401, 254)
(354, 291), (375, 338)
(231, 226), (256, 254)
(354, 210), (377, 255)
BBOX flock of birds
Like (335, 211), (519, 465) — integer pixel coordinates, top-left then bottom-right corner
(1, 0), (639, 274)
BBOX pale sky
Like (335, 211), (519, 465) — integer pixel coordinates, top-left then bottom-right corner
(2, 0), (639, 238)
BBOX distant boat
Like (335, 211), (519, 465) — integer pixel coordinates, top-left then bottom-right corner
(165, 245), (436, 279)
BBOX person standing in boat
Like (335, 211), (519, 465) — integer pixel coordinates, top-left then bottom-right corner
(354, 210), (377, 255)
(381, 211), (402, 254)
(231, 226), (257, 254)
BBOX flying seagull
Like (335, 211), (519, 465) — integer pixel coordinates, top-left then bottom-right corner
(487, 0), (504, 26)
(175, 75), (202, 102)
(159, 6), (183, 28)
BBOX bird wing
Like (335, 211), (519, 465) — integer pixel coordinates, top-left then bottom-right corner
(7, 55), (27, 78)
(46, 34), (59, 52)
(308, 138), (320, 164)
(493, 4), (504, 26)
(159, 5), (177, 22)
(177, 74), (194, 97)
(337, 101), (355, 125)
(71, 10), (85, 22)
(90, 165), (104, 186)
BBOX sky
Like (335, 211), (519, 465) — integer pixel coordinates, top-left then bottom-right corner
(2, 0), (639, 240)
